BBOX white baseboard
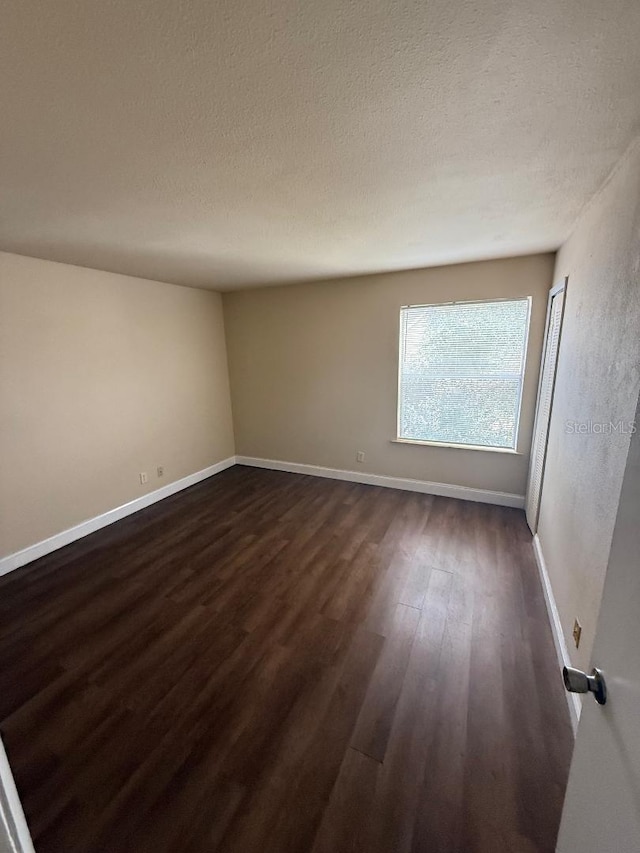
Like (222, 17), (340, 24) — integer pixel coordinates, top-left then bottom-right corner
(0, 453), (523, 578)
(235, 456), (525, 508)
(0, 457), (237, 578)
(0, 738), (35, 853)
(532, 533), (581, 734)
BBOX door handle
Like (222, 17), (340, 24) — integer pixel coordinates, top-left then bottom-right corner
(563, 666), (607, 705)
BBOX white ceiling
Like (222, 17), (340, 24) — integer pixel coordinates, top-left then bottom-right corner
(1, 0), (639, 291)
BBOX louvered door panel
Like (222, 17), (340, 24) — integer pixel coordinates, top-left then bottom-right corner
(526, 283), (566, 532)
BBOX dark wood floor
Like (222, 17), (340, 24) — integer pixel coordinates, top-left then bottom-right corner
(0, 466), (573, 853)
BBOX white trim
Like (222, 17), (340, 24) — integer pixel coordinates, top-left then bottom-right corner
(0, 457), (237, 577)
(532, 533), (581, 734)
(525, 277), (568, 533)
(0, 738), (35, 853)
(390, 438), (521, 454)
(235, 456), (524, 508)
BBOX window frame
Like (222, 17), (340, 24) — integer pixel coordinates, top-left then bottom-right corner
(395, 296), (532, 452)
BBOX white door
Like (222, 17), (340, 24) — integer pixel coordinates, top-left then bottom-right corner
(556, 390), (640, 852)
(526, 279), (567, 532)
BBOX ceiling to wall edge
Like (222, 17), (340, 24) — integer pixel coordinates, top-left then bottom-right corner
(1, 245), (562, 297)
(4, 132), (640, 296)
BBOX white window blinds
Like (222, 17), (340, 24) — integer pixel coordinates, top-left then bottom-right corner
(398, 298), (531, 449)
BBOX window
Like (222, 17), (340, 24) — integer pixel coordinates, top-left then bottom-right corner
(397, 297), (531, 450)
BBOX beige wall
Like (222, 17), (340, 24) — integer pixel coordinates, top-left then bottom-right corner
(0, 252), (235, 558)
(224, 254), (555, 496)
(537, 138), (640, 672)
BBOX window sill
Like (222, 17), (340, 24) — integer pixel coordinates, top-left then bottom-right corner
(390, 438), (522, 454)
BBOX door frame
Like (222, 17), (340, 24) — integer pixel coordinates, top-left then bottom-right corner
(526, 276), (568, 532)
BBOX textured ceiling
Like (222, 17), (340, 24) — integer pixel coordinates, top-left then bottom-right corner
(1, 0), (640, 291)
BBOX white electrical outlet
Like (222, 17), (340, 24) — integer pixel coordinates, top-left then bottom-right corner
(139, 472), (148, 484)
(356, 451), (365, 463)
(157, 466), (164, 478)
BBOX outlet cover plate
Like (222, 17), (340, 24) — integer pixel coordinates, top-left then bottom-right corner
(572, 619), (582, 649)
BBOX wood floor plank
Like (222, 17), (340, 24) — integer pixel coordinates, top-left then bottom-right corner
(350, 601), (421, 762)
(0, 466), (573, 852)
(310, 747), (380, 853)
(363, 567), (454, 853)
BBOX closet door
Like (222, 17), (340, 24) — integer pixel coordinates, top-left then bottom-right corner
(525, 279), (567, 533)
